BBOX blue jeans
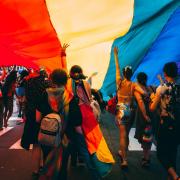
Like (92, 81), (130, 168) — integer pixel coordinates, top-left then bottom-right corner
(74, 132), (101, 180)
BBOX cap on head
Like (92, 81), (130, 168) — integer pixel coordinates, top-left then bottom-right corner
(70, 65), (86, 80)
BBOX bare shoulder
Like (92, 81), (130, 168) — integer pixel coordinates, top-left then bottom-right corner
(131, 82), (137, 88)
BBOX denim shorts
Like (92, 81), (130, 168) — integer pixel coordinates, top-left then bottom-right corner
(116, 103), (131, 125)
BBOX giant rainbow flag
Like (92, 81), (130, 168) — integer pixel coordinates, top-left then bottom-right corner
(0, 0), (180, 96)
(102, 0), (180, 97)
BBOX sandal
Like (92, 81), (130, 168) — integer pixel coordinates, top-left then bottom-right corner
(118, 150), (128, 168)
(121, 159), (128, 169)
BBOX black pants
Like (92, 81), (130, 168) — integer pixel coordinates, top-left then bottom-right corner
(157, 125), (178, 170)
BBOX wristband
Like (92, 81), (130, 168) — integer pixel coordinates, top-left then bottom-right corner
(61, 51), (66, 57)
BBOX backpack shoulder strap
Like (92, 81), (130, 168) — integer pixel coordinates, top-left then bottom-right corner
(82, 80), (92, 101)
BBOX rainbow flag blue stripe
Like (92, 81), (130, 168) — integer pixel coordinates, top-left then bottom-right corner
(101, 0), (180, 97)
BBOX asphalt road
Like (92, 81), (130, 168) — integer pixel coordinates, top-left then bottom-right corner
(0, 110), (179, 180)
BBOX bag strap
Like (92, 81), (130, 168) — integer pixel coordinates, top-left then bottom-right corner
(59, 92), (70, 138)
(116, 80), (134, 103)
(74, 80), (91, 104)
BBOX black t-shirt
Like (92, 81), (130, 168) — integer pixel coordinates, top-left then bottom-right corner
(66, 97), (82, 139)
(25, 76), (51, 113)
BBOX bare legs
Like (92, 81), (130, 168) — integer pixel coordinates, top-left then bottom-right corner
(143, 149), (151, 161)
(32, 144), (43, 174)
(3, 96), (14, 127)
(118, 124), (129, 167)
(3, 106), (13, 127)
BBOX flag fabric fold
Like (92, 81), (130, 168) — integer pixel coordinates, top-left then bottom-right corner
(101, 0), (180, 97)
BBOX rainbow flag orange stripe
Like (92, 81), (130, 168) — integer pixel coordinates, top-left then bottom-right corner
(80, 104), (115, 163)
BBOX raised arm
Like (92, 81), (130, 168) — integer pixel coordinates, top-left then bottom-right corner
(61, 43), (69, 71)
(157, 74), (164, 85)
(87, 72), (98, 87)
(114, 47), (122, 90)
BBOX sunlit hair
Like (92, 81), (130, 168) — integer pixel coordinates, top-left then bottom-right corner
(123, 66), (133, 80)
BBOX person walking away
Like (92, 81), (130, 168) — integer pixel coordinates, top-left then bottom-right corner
(0, 67), (6, 130)
(150, 62), (180, 180)
(16, 70), (29, 119)
(2, 70), (17, 127)
(38, 69), (74, 180)
(114, 47), (146, 168)
(134, 72), (155, 167)
(69, 65), (115, 179)
(21, 70), (51, 179)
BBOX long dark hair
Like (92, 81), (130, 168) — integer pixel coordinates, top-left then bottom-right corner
(137, 72), (148, 87)
(163, 62), (178, 78)
(2, 70), (17, 96)
(123, 66), (133, 80)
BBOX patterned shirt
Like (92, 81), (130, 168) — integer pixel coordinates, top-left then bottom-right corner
(76, 83), (90, 105)
(156, 82), (180, 119)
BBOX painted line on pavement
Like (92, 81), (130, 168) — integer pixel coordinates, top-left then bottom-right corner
(9, 139), (33, 150)
(0, 127), (13, 137)
(129, 128), (156, 151)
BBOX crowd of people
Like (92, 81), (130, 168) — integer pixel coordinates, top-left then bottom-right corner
(0, 46), (180, 180)
(112, 47), (180, 180)
(0, 66), (27, 129)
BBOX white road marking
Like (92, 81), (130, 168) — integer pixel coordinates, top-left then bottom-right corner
(0, 127), (13, 137)
(10, 139), (33, 149)
(9, 117), (23, 122)
(129, 128), (156, 151)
